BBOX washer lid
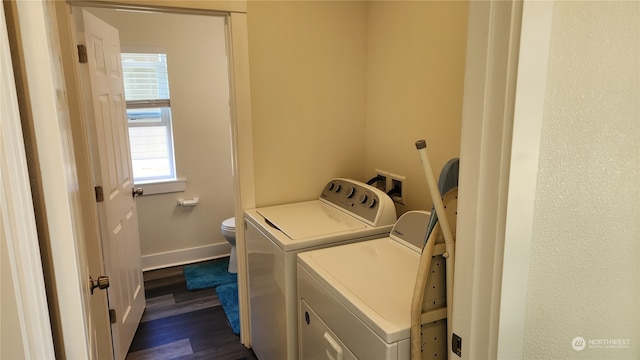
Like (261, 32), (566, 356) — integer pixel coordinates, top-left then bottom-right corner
(256, 201), (366, 240)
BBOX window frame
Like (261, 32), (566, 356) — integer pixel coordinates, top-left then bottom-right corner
(121, 52), (177, 184)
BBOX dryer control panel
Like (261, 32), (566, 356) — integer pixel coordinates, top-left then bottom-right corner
(319, 178), (396, 226)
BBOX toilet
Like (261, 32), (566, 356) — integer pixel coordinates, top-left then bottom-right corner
(221, 217), (237, 273)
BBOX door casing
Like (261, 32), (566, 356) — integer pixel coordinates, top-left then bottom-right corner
(1, 2), (56, 358)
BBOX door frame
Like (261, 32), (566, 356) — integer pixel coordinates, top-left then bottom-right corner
(453, 1), (554, 359)
(4, 0), (96, 358)
(1, 3), (56, 359)
(452, 1), (524, 358)
(54, 0), (256, 353)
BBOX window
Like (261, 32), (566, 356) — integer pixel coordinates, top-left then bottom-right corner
(122, 53), (176, 183)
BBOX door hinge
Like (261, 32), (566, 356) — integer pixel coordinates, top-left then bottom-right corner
(95, 186), (104, 203)
(109, 309), (117, 324)
(77, 44), (88, 64)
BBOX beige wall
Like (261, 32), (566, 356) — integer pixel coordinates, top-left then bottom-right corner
(247, 1), (368, 207)
(89, 9), (234, 262)
(247, 1), (468, 212)
(365, 1), (468, 214)
(523, 2), (639, 358)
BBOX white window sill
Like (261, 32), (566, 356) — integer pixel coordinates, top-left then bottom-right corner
(135, 178), (186, 195)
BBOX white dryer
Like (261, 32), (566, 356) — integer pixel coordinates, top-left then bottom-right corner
(297, 211), (448, 360)
(245, 178), (397, 360)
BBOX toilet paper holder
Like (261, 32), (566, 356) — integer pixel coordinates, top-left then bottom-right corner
(177, 197), (199, 207)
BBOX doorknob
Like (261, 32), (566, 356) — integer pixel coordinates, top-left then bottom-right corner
(132, 187), (143, 197)
(89, 275), (110, 294)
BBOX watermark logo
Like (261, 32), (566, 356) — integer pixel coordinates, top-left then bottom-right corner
(572, 337), (586, 351)
(572, 336), (631, 351)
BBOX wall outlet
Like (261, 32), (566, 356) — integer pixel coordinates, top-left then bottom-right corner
(374, 169), (390, 192)
(390, 173), (405, 204)
(452, 333), (462, 357)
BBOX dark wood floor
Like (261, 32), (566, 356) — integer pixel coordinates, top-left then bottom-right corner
(126, 262), (256, 360)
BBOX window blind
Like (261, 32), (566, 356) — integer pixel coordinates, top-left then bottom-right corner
(121, 53), (170, 101)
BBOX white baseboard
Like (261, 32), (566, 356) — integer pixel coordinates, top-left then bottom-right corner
(141, 242), (232, 271)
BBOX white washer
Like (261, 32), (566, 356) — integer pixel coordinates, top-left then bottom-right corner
(297, 211), (447, 360)
(245, 178), (397, 360)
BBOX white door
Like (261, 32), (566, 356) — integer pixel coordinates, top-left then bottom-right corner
(76, 9), (145, 360)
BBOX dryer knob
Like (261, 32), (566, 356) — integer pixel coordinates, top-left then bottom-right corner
(345, 186), (355, 198)
(359, 194), (368, 204)
(367, 198), (377, 208)
(334, 184), (341, 192)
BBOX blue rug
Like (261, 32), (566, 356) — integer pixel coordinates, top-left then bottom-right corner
(183, 258), (237, 291)
(215, 282), (240, 335)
